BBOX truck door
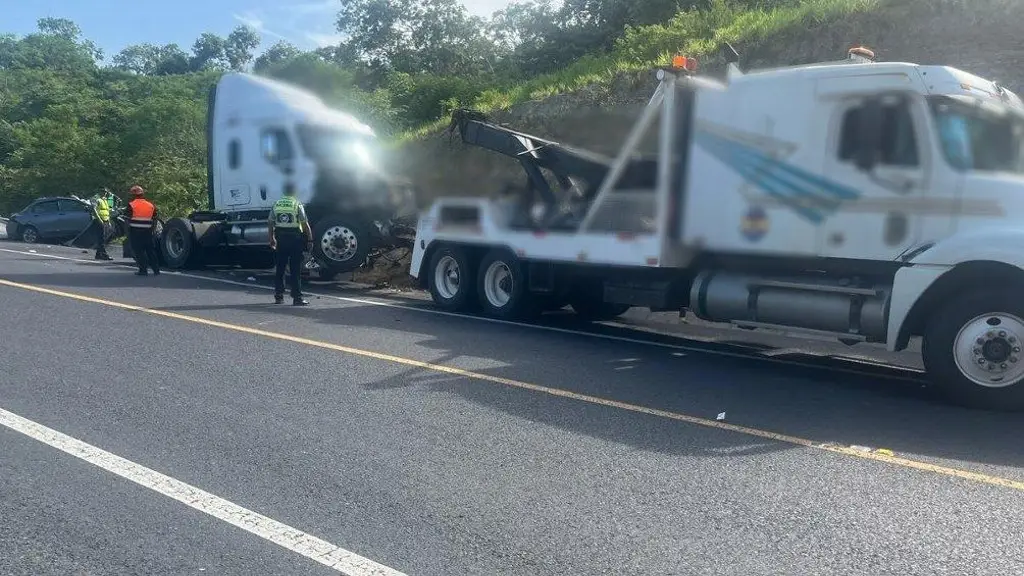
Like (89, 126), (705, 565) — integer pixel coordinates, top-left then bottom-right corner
(219, 128), (252, 208)
(257, 127), (297, 206)
(818, 94), (933, 260)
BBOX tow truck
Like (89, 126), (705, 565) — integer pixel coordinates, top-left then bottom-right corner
(155, 72), (416, 279)
(408, 45), (1024, 410)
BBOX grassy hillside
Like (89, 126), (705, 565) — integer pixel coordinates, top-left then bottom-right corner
(396, 0), (880, 143)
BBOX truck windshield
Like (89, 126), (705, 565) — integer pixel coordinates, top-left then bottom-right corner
(296, 124), (378, 170)
(927, 95), (1024, 174)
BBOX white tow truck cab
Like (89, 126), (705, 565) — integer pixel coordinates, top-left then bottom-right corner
(409, 46), (1024, 410)
(158, 72), (415, 279)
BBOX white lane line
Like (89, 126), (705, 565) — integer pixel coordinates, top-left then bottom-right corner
(0, 246), (925, 380)
(0, 406), (406, 576)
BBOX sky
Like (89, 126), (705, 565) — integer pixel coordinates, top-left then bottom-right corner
(3, 0), (516, 63)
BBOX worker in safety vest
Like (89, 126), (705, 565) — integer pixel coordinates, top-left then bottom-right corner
(91, 193), (113, 261)
(267, 182), (311, 305)
(123, 185), (160, 276)
(102, 188), (118, 218)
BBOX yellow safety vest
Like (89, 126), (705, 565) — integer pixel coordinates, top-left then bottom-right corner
(95, 197), (110, 223)
(271, 197), (302, 229)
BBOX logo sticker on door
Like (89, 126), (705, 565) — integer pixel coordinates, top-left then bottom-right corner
(741, 205), (769, 242)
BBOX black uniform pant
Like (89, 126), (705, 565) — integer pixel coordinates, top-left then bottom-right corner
(274, 232), (304, 299)
(129, 227), (160, 274)
(94, 221), (110, 257)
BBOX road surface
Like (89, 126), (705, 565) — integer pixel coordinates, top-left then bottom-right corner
(1, 244), (1023, 576)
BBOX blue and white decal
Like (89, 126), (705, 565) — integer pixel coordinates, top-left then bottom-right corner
(694, 123), (862, 224)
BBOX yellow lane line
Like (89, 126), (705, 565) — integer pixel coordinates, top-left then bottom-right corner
(2, 277), (1023, 493)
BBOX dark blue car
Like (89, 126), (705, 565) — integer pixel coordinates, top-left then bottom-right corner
(6, 196), (95, 244)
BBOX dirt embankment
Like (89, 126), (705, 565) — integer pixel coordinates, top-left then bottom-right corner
(358, 0), (1024, 289)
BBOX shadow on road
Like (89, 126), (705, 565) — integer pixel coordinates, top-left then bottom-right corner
(147, 296), (1024, 476)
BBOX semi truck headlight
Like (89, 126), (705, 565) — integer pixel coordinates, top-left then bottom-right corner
(349, 142), (373, 168)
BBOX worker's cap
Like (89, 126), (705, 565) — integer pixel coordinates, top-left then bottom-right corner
(129, 185), (145, 196)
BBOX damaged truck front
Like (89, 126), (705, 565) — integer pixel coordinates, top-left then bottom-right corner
(158, 72), (416, 279)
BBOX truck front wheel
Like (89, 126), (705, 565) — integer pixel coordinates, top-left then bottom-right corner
(312, 214), (370, 276)
(922, 289), (1024, 410)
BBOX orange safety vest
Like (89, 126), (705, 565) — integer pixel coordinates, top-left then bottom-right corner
(128, 198), (156, 229)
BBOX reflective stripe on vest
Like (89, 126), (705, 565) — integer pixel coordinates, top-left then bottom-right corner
(271, 197), (301, 228)
(129, 198), (155, 228)
(95, 198), (110, 222)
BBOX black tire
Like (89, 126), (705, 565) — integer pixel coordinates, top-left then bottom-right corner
(161, 218), (201, 269)
(21, 225), (39, 244)
(475, 248), (538, 320)
(312, 214), (371, 276)
(427, 245), (476, 312)
(922, 289), (1024, 411)
(568, 282), (630, 321)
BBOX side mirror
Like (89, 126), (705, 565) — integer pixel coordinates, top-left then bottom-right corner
(855, 97), (884, 171)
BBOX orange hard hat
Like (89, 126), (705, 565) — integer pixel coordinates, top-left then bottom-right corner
(130, 185), (144, 196)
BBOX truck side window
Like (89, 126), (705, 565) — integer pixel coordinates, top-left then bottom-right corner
(260, 128), (295, 168)
(838, 101), (919, 167)
(228, 139), (241, 169)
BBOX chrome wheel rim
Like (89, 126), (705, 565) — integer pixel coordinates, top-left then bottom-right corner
(483, 260), (513, 308)
(434, 255), (461, 300)
(953, 312), (1024, 388)
(320, 226), (358, 262)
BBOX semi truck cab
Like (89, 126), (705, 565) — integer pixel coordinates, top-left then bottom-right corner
(681, 58), (1024, 264)
(161, 72), (415, 278)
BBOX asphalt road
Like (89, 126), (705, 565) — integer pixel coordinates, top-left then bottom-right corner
(1, 244), (1024, 576)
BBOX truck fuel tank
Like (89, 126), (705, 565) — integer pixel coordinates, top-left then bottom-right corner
(689, 270), (891, 342)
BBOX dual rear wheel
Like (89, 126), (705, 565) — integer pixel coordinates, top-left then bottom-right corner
(427, 245), (630, 321)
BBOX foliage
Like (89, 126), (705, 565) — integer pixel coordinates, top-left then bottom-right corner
(0, 0), (879, 217)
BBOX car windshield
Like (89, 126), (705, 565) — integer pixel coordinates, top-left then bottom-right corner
(928, 95), (1024, 174)
(296, 124), (379, 171)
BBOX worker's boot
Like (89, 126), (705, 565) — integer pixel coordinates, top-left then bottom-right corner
(292, 298), (309, 307)
(274, 294), (284, 304)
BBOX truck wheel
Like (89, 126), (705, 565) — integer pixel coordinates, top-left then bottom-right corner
(428, 245), (475, 312)
(922, 290), (1024, 410)
(161, 218), (201, 269)
(476, 248), (538, 320)
(312, 214), (370, 276)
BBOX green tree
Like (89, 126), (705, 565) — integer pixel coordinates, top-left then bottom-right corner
(225, 26), (261, 71)
(190, 33), (227, 71)
(253, 41), (301, 73)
